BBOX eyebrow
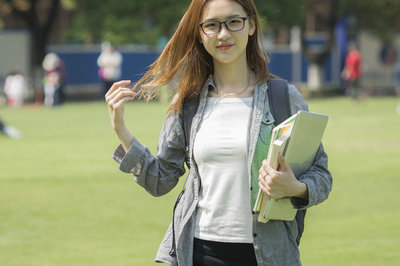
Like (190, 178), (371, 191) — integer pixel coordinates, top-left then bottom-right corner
(202, 14), (243, 23)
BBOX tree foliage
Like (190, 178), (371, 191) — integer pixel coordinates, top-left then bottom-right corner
(1, 0), (400, 73)
(254, 0), (304, 30)
(3, 0), (398, 48)
(62, 0), (189, 46)
(338, 0), (400, 43)
(61, 0), (306, 45)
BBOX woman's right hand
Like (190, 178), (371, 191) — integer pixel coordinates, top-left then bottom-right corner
(105, 80), (136, 152)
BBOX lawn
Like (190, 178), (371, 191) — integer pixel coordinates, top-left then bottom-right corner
(1, 95), (399, 265)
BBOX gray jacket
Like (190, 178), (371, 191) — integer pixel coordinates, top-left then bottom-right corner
(113, 78), (332, 265)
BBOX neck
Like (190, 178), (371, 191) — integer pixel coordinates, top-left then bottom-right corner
(212, 60), (254, 97)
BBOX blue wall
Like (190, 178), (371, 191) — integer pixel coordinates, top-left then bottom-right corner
(57, 51), (160, 86)
(55, 50), (337, 86)
(268, 52), (292, 81)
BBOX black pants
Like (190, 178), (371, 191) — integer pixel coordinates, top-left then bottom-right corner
(193, 238), (258, 266)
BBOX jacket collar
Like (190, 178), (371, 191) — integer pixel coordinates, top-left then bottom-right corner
(204, 75), (217, 94)
(201, 75), (269, 98)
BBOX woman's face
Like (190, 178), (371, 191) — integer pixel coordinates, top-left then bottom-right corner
(199, 0), (255, 66)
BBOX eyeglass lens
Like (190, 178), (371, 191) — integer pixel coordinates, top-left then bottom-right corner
(201, 17), (246, 35)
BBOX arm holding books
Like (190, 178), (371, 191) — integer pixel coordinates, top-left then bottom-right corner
(253, 85), (332, 222)
(258, 153), (308, 200)
(290, 144), (332, 209)
(286, 85), (332, 209)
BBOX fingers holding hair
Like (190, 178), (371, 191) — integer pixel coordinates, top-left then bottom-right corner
(105, 80), (131, 98)
(105, 80), (136, 108)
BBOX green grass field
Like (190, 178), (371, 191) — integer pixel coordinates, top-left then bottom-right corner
(1, 95), (400, 265)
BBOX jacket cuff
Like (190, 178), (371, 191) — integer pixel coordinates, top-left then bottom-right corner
(292, 177), (319, 209)
(112, 144), (126, 164)
(291, 196), (309, 209)
(112, 137), (148, 176)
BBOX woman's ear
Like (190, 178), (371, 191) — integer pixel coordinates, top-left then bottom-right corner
(249, 17), (256, 36)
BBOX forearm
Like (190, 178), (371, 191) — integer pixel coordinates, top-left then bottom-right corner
(112, 112), (187, 197)
(291, 180), (308, 200)
(295, 144), (332, 208)
(114, 125), (133, 153)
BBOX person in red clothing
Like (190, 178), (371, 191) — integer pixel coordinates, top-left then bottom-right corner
(341, 42), (363, 100)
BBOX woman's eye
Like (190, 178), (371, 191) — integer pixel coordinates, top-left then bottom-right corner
(204, 22), (218, 28)
(228, 19), (241, 25)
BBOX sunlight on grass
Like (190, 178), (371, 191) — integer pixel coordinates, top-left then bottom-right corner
(1, 96), (400, 265)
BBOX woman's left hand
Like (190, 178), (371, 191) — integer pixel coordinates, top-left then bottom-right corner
(258, 153), (308, 199)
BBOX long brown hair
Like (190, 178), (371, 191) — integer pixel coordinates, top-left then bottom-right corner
(133, 0), (272, 113)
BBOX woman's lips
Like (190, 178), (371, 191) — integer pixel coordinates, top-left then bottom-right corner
(217, 44), (233, 50)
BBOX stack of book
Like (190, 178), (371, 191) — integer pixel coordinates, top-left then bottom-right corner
(253, 110), (328, 223)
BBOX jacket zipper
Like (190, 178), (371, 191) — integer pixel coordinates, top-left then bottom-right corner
(169, 188), (185, 256)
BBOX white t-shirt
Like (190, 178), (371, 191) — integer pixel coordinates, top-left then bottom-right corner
(193, 97), (254, 243)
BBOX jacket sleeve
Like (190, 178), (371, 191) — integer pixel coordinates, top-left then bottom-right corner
(287, 84), (333, 208)
(112, 111), (186, 197)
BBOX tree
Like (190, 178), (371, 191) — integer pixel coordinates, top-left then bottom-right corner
(301, 0), (337, 90)
(338, 0), (400, 43)
(0, 0), (62, 72)
(255, 0), (303, 38)
(256, 0), (400, 90)
(62, 0), (189, 46)
(2, 0), (399, 92)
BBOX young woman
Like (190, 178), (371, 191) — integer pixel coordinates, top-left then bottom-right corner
(106, 0), (332, 265)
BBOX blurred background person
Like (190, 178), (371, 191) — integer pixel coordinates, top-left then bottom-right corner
(4, 70), (27, 108)
(42, 53), (66, 107)
(97, 42), (122, 96)
(0, 116), (22, 139)
(341, 42), (363, 100)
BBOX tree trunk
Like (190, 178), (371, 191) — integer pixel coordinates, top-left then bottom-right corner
(9, 0), (61, 72)
(301, 0), (337, 91)
(8, 0), (61, 103)
(31, 28), (47, 70)
(30, 27), (47, 104)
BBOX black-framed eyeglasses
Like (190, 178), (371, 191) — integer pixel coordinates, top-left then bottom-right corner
(199, 16), (250, 35)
